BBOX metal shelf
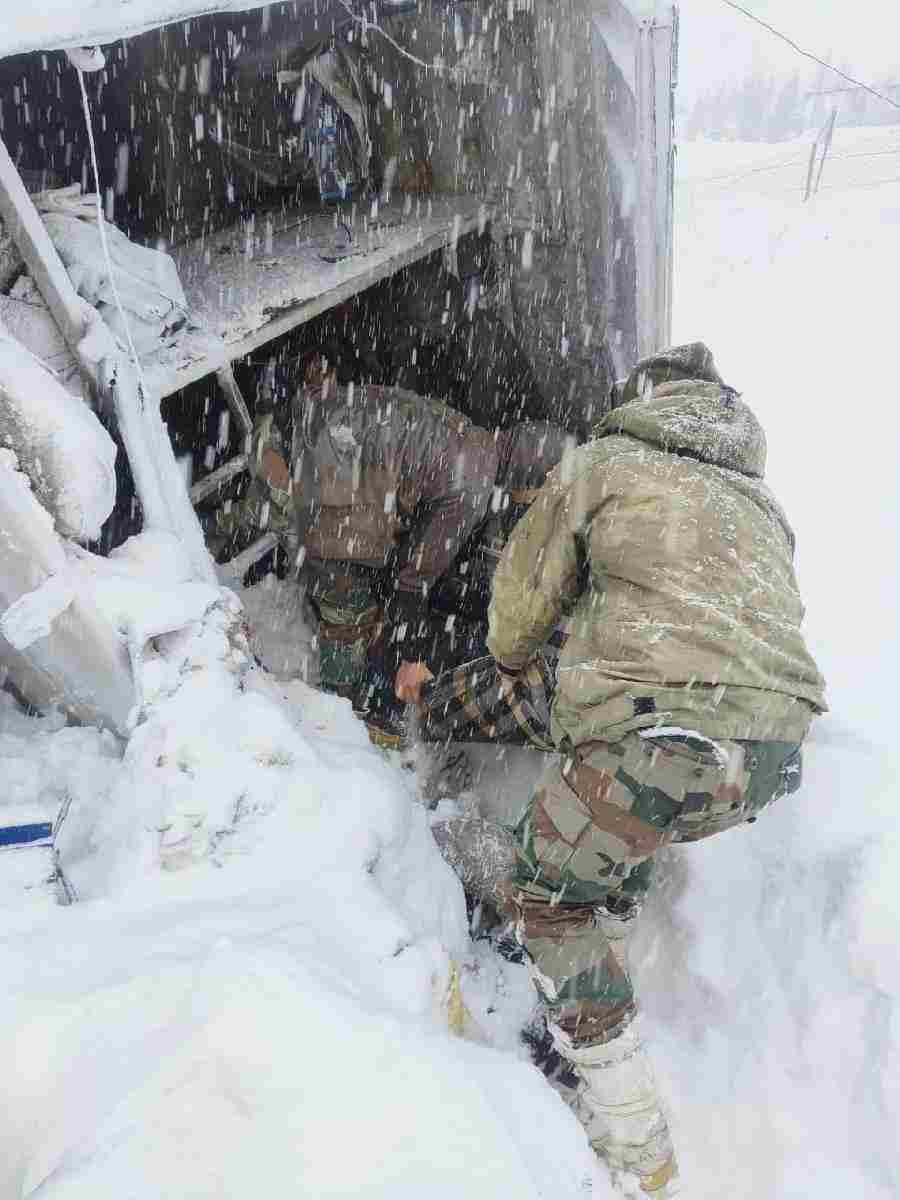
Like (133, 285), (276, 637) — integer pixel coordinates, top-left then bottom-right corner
(144, 194), (491, 401)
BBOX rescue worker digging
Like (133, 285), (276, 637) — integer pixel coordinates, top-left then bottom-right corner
(292, 365), (569, 743)
(399, 344), (827, 1196)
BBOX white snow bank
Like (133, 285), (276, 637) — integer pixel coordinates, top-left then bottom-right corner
(0, 605), (600, 1200)
(0, 690), (120, 912)
(635, 728), (900, 1198)
(0, 571), (75, 651)
(0, 332), (116, 541)
(636, 124), (900, 1198)
(0, 452), (135, 732)
(239, 574), (319, 683)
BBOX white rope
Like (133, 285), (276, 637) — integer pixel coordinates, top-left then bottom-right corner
(75, 66), (150, 402)
(337, 0), (464, 76)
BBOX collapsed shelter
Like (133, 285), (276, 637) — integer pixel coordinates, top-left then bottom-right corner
(0, 0), (676, 730)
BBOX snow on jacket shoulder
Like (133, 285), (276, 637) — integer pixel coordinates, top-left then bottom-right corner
(487, 380), (827, 746)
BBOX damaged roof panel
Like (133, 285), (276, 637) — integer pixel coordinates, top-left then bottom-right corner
(1, 0), (383, 61)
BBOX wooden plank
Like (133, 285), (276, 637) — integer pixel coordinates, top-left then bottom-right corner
(144, 195), (491, 400)
(218, 532), (281, 580)
(190, 453), (249, 505)
(214, 363), (253, 437)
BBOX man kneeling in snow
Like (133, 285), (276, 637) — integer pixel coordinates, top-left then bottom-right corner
(399, 344), (827, 1196)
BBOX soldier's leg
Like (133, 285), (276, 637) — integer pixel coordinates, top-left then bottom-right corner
(511, 737), (679, 1194)
(304, 558), (382, 699)
(511, 733), (802, 1193)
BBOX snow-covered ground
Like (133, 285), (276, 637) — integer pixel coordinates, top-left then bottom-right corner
(1, 123), (899, 1200)
(661, 126), (900, 1197)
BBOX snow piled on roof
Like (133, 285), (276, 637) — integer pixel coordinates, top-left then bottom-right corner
(2, 1), (671, 62)
(0, 1), (331, 60)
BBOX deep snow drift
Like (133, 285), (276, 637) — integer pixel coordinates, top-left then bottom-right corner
(1, 124), (899, 1200)
(0, 609), (591, 1200)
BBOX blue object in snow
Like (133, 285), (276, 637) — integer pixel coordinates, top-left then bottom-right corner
(0, 822), (54, 848)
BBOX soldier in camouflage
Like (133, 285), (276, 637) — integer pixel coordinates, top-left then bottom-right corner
(292, 368), (570, 740)
(407, 344), (826, 1196)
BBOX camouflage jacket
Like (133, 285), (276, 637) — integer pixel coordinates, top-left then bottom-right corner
(291, 381), (498, 590)
(487, 381), (827, 746)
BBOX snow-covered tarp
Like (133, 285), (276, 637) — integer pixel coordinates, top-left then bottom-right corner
(1, 1), (349, 61)
(0, 332), (116, 541)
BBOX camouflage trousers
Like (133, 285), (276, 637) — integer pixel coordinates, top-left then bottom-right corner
(512, 732), (802, 1046)
(304, 558), (383, 697)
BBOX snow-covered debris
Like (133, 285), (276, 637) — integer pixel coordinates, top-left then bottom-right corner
(0, 450), (134, 732)
(69, 533), (221, 653)
(0, 570), (74, 651)
(0, 276), (80, 397)
(0, 331), (116, 541)
(0, 690), (120, 913)
(41, 203), (190, 357)
(239, 573), (318, 683)
(0, 592), (601, 1200)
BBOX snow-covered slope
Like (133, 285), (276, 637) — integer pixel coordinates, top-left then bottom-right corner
(1, 125), (899, 1200)
(654, 125), (900, 1198)
(0, 618), (593, 1200)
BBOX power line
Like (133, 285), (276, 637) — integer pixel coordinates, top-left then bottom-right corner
(690, 145), (900, 185)
(719, 1), (900, 112)
(808, 83), (900, 97)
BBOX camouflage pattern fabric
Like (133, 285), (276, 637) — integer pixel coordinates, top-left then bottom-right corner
(512, 733), (803, 1046)
(215, 478), (294, 545)
(304, 558), (382, 697)
(215, 411), (294, 544)
(417, 632), (566, 750)
(488, 375), (827, 747)
(292, 382), (499, 597)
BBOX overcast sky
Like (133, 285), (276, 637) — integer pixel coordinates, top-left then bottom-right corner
(676, 0), (900, 102)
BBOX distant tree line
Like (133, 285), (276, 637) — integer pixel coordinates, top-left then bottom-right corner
(685, 65), (900, 142)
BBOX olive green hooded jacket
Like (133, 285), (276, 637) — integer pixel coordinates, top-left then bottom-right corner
(487, 377), (827, 747)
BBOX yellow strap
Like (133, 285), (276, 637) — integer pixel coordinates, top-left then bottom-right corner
(445, 961), (467, 1037)
(365, 723), (407, 752)
(509, 487), (540, 505)
(641, 1158), (677, 1193)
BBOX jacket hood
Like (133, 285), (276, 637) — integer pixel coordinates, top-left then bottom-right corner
(616, 342), (724, 406)
(600, 380), (768, 478)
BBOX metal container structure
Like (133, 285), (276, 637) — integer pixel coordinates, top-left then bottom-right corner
(0, 0), (678, 723)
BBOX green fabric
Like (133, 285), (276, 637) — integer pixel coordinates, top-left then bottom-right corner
(487, 378), (827, 746)
(318, 637), (369, 696)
